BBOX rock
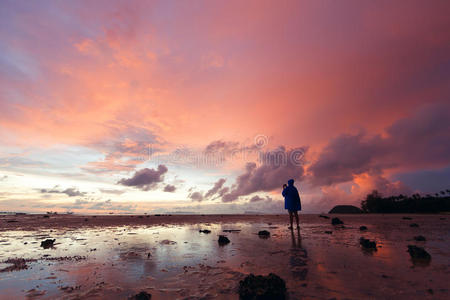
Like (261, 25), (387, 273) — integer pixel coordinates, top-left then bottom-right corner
(359, 226), (368, 231)
(319, 215), (330, 219)
(414, 235), (426, 241)
(407, 245), (431, 261)
(199, 229), (211, 234)
(402, 217), (412, 220)
(258, 230), (270, 238)
(238, 273), (286, 300)
(223, 229), (241, 233)
(43, 215), (50, 218)
(40, 239), (55, 249)
(218, 235), (230, 245)
(410, 223), (419, 227)
(329, 205), (363, 214)
(359, 237), (377, 250)
(331, 217), (344, 225)
(324, 231), (333, 234)
(128, 291), (152, 300)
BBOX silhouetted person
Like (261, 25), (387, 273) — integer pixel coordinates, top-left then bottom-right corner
(282, 179), (301, 230)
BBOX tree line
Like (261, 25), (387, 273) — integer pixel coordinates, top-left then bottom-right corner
(361, 189), (450, 213)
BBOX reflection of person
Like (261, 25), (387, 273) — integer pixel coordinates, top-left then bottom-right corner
(282, 179), (301, 230)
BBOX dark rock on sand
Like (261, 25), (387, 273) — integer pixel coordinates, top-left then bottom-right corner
(402, 217), (412, 220)
(129, 291), (152, 300)
(359, 237), (377, 250)
(329, 205), (363, 214)
(331, 217), (344, 225)
(199, 229), (211, 234)
(223, 229), (241, 233)
(414, 235), (426, 241)
(43, 215), (50, 218)
(239, 273), (286, 300)
(40, 239), (55, 249)
(324, 231), (333, 234)
(359, 226), (368, 231)
(258, 230), (270, 238)
(319, 215), (330, 219)
(407, 245), (431, 261)
(410, 223), (419, 227)
(218, 235), (230, 245)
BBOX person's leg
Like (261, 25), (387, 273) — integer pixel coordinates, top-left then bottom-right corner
(294, 211), (300, 228)
(288, 211), (293, 229)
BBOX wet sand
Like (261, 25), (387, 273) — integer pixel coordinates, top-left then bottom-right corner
(0, 214), (448, 299)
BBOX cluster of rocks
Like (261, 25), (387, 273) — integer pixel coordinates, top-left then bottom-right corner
(238, 273), (286, 300)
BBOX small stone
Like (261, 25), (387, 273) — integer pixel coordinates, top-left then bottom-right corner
(331, 217), (343, 225)
(199, 229), (211, 234)
(407, 245), (431, 261)
(359, 237), (377, 250)
(402, 217), (412, 220)
(324, 231), (332, 234)
(410, 223), (419, 227)
(359, 226), (368, 231)
(239, 273), (286, 300)
(319, 215), (330, 219)
(218, 235), (230, 245)
(258, 230), (270, 238)
(40, 239), (55, 249)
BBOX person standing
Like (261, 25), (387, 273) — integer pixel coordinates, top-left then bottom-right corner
(282, 179), (301, 230)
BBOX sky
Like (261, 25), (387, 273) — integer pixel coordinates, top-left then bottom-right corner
(0, 0), (449, 214)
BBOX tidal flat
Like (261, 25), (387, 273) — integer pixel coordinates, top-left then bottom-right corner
(0, 214), (448, 299)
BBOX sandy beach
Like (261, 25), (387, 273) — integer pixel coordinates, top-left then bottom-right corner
(0, 214), (448, 299)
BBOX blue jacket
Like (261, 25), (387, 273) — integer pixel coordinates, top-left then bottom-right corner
(282, 179), (301, 211)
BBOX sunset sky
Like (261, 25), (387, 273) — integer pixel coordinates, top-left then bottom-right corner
(0, 1), (449, 214)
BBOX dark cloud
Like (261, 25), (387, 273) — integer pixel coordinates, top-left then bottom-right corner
(40, 186), (86, 197)
(204, 178), (226, 199)
(309, 102), (450, 187)
(220, 146), (307, 202)
(118, 165), (168, 191)
(163, 184), (176, 192)
(189, 191), (204, 202)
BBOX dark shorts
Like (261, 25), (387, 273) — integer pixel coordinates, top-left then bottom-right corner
(288, 210), (299, 213)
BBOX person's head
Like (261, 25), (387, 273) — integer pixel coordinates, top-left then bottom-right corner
(288, 179), (294, 186)
(283, 184), (287, 189)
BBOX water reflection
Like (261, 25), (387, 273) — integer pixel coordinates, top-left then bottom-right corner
(0, 215), (448, 299)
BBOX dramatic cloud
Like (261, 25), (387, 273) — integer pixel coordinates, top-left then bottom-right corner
(163, 184), (176, 192)
(40, 186), (86, 197)
(309, 102), (450, 187)
(204, 178), (226, 199)
(118, 165), (168, 191)
(220, 146), (307, 202)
